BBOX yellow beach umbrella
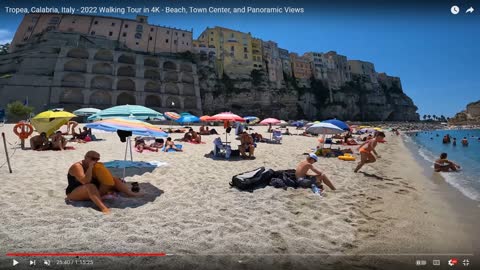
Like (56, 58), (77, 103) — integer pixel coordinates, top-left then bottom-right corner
(31, 110), (76, 136)
(373, 127), (383, 131)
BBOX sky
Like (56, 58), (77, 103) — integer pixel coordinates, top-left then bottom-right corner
(0, 0), (479, 117)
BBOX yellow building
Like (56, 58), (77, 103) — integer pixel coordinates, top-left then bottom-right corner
(10, 14), (193, 54)
(252, 38), (263, 70)
(196, 27), (255, 77)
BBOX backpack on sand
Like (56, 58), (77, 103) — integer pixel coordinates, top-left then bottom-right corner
(230, 167), (274, 191)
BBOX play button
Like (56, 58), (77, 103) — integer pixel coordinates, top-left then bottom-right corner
(12, 259), (19, 266)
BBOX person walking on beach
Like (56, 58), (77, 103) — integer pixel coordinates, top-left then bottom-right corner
(66, 150), (142, 214)
(434, 153), (461, 172)
(295, 153), (336, 190)
(354, 132), (386, 173)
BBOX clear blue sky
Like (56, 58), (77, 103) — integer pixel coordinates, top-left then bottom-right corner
(1, 0), (479, 117)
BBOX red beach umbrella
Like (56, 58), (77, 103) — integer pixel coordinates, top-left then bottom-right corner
(208, 112), (245, 143)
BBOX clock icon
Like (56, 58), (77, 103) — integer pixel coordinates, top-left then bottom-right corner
(451, 5), (460, 15)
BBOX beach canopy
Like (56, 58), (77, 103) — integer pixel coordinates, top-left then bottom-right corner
(209, 112), (245, 122)
(31, 109), (76, 136)
(243, 116), (260, 124)
(176, 114), (200, 124)
(164, 112), (181, 121)
(322, 119), (350, 131)
(86, 118), (168, 137)
(73, 108), (101, 116)
(306, 122), (344, 135)
(260, 118), (281, 125)
(305, 121), (321, 128)
(88, 105), (164, 121)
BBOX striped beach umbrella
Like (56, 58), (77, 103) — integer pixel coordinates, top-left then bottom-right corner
(89, 105), (164, 121)
(243, 116), (260, 124)
(200, 115), (211, 122)
(209, 112), (245, 122)
(85, 118), (168, 137)
(164, 112), (181, 121)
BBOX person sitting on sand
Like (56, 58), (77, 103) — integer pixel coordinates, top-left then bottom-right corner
(209, 127), (218, 135)
(434, 153), (461, 172)
(135, 137), (158, 152)
(66, 150), (142, 214)
(239, 131), (255, 158)
(199, 125), (210, 135)
(72, 127), (92, 143)
(65, 121), (78, 135)
(182, 130), (193, 142)
(164, 137), (182, 152)
(50, 131), (67, 150)
(30, 132), (50, 151)
(251, 132), (264, 142)
(150, 138), (164, 149)
(461, 137), (469, 146)
(284, 128), (291, 135)
(354, 132), (385, 173)
(295, 153), (336, 190)
(189, 128), (202, 143)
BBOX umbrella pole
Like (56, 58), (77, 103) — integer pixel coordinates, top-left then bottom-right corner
(129, 138), (133, 161)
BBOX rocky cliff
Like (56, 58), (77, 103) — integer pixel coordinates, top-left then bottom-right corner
(198, 62), (419, 121)
(449, 100), (480, 125)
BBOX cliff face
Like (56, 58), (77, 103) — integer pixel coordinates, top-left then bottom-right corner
(198, 64), (419, 121)
(449, 100), (480, 124)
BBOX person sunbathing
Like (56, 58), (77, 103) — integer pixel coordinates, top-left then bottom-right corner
(66, 150), (142, 214)
(434, 153), (461, 172)
(150, 138), (164, 149)
(50, 131), (67, 150)
(182, 130), (193, 142)
(30, 132), (50, 151)
(71, 127), (91, 143)
(239, 131), (255, 158)
(190, 129), (202, 143)
(135, 137), (158, 152)
(295, 153), (336, 190)
(199, 125), (210, 135)
(164, 137), (182, 152)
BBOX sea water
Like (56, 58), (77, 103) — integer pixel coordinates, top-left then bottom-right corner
(405, 129), (480, 201)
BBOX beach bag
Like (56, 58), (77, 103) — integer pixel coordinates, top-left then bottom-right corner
(270, 169), (298, 189)
(230, 167), (274, 191)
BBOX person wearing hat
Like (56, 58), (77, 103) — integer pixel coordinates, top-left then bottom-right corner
(295, 153), (336, 190)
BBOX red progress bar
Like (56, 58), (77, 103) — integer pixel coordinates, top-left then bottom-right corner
(6, 253), (167, 257)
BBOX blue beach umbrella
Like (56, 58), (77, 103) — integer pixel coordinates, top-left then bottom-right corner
(322, 119), (350, 131)
(88, 105), (165, 121)
(291, 121), (305, 127)
(243, 116), (260, 124)
(176, 114), (200, 125)
(73, 107), (101, 116)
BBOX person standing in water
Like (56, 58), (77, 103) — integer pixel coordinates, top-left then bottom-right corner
(354, 132), (386, 173)
(461, 137), (469, 146)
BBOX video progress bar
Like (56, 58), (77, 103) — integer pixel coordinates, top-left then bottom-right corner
(6, 253), (169, 257)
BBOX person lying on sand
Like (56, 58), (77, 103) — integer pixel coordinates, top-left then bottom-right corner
(434, 153), (461, 172)
(295, 153), (335, 190)
(354, 132), (385, 173)
(164, 137), (182, 152)
(66, 150), (142, 214)
(30, 132), (50, 151)
(189, 128), (202, 143)
(135, 137), (158, 152)
(150, 138), (164, 149)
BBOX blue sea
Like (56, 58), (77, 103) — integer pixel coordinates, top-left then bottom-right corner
(405, 129), (480, 201)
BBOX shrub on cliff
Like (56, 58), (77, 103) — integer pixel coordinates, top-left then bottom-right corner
(6, 101), (34, 120)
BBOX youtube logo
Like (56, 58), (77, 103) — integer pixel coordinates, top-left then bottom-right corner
(448, 258), (458, 266)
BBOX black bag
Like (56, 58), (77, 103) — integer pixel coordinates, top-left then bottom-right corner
(270, 169), (298, 189)
(230, 167), (274, 191)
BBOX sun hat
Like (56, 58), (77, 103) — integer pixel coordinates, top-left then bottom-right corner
(308, 153), (318, 161)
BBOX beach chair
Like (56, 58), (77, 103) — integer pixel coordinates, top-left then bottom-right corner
(213, 137), (231, 158)
(272, 130), (282, 143)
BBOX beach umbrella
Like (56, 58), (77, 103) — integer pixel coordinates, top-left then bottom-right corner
(73, 108), (101, 116)
(164, 111), (181, 121)
(209, 112), (245, 142)
(360, 127), (376, 133)
(200, 115), (212, 122)
(243, 116), (260, 124)
(176, 114), (200, 125)
(322, 119), (350, 131)
(291, 121), (305, 127)
(260, 118), (281, 125)
(31, 109), (76, 136)
(89, 105), (164, 121)
(307, 122), (344, 148)
(279, 120), (288, 127)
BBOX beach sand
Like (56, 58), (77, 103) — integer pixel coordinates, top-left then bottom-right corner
(0, 124), (478, 269)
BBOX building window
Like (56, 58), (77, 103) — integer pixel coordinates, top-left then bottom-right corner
(165, 39), (169, 43)
(122, 32), (127, 37)
(210, 38), (213, 41)
(244, 47), (247, 52)
(167, 30), (170, 34)
(150, 28), (154, 32)
(182, 33), (185, 37)
(230, 46), (234, 51)
(136, 42), (139, 45)
(91, 31), (96, 35)
(94, 21), (98, 25)
(149, 36), (153, 40)
(23, 36), (28, 41)
(111, 22), (115, 26)
(186, 42), (189, 45)
(49, 17), (60, 24)
(27, 26), (33, 31)
(175, 32), (178, 36)
(174, 40), (177, 45)
(244, 54), (248, 59)
(72, 20), (75, 24)
(230, 53), (234, 57)
(135, 32), (142, 39)
(136, 25), (143, 32)
(109, 31), (113, 36)
(125, 24), (128, 28)
(211, 31), (213, 34)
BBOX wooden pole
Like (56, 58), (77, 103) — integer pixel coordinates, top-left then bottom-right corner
(1, 132), (13, 173)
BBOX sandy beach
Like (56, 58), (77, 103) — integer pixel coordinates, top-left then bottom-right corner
(0, 124), (478, 269)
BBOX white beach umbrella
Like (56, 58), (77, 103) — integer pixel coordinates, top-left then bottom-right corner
(306, 123), (344, 149)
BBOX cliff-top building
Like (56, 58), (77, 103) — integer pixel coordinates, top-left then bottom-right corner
(347, 60), (378, 84)
(10, 14), (193, 54)
(289, 53), (312, 87)
(262, 40), (283, 87)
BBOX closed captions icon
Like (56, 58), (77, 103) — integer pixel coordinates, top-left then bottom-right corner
(451, 5), (460, 15)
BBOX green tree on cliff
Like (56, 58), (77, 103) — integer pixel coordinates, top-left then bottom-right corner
(6, 101), (34, 120)
(423, 114), (427, 121)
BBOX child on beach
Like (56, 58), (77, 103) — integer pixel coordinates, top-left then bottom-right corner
(434, 153), (461, 172)
(354, 132), (386, 173)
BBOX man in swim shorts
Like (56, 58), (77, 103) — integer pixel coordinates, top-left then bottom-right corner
(295, 153), (336, 190)
(354, 132), (385, 173)
(434, 153), (461, 172)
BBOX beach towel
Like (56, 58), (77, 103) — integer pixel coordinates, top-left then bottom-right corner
(162, 144), (183, 152)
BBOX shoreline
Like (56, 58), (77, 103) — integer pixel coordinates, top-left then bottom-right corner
(347, 132), (480, 267)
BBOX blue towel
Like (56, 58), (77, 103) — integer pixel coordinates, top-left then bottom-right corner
(162, 144), (183, 152)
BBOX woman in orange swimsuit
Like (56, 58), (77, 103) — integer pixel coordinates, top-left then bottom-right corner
(354, 132), (385, 173)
